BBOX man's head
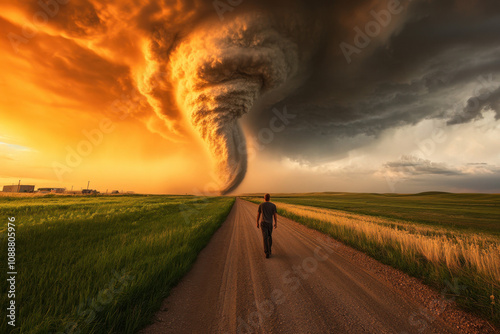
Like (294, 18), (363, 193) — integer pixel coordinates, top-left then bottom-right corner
(264, 193), (271, 201)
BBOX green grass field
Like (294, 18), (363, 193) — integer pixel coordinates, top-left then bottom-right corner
(244, 193), (500, 326)
(0, 195), (235, 334)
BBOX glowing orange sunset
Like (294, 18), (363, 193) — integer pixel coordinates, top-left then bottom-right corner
(1, 0), (500, 195)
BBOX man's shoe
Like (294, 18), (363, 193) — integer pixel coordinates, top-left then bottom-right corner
(266, 254), (270, 258)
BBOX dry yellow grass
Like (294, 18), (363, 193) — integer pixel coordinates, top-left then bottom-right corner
(277, 202), (500, 283)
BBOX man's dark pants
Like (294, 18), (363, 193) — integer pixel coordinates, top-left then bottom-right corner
(261, 221), (273, 255)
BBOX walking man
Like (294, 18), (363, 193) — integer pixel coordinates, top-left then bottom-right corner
(256, 193), (277, 258)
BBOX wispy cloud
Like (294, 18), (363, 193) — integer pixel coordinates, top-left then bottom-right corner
(379, 156), (498, 178)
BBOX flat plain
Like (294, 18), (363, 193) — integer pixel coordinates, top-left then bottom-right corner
(1, 192), (498, 333)
(0, 195), (235, 333)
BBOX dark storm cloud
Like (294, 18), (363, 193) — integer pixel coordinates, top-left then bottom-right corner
(447, 85), (500, 125)
(246, 0), (500, 162)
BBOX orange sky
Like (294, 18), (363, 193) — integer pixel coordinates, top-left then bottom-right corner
(0, 2), (216, 194)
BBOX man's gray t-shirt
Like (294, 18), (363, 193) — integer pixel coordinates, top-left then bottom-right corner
(258, 202), (277, 224)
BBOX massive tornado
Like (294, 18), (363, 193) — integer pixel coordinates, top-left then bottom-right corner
(169, 14), (304, 194)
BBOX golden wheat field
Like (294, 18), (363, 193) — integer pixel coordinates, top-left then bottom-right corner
(276, 202), (500, 282)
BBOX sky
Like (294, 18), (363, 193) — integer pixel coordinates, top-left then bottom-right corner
(0, 0), (499, 194)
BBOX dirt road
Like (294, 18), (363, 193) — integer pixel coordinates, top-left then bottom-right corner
(142, 198), (497, 334)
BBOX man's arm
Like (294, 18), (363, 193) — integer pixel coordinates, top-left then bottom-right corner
(256, 212), (261, 228)
(273, 212), (278, 229)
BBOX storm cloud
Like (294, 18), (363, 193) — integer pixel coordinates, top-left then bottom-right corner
(2, 0), (500, 193)
(256, 0), (500, 161)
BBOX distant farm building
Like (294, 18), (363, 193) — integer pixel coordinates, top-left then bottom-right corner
(38, 188), (66, 194)
(3, 185), (35, 193)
